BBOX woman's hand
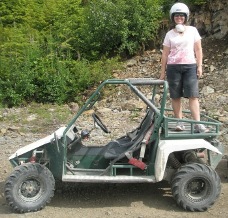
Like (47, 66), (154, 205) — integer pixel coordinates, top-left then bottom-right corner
(159, 72), (166, 80)
(197, 65), (203, 78)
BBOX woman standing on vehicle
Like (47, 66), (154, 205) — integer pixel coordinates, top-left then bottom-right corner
(159, 2), (208, 133)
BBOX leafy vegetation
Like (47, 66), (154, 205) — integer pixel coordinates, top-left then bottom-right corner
(0, 0), (207, 107)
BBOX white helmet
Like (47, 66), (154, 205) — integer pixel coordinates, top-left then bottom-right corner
(170, 3), (190, 22)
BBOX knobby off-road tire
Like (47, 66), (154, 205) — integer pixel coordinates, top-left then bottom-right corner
(171, 163), (221, 212)
(5, 163), (55, 213)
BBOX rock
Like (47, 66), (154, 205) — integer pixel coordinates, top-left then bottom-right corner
(201, 86), (215, 95)
(1, 128), (7, 135)
(126, 59), (137, 67)
(224, 48), (228, 55)
(68, 102), (79, 114)
(27, 114), (37, 121)
(83, 109), (94, 115)
(218, 117), (228, 124)
(210, 65), (216, 72)
(97, 108), (112, 114)
(121, 100), (145, 111)
(8, 126), (20, 132)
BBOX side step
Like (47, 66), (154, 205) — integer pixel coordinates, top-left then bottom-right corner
(62, 174), (156, 183)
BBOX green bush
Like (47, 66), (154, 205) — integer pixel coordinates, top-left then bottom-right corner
(79, 0), (163, 59)
(0, 57), (119, 107)
(0, 26), (38, 106)
(60, 57), (121, 103)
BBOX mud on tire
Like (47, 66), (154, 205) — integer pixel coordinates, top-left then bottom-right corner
(171, 163), (221, 212)
(4, 163), (55, 213)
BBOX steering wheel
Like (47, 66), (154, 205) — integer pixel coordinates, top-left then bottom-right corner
(92, 113), (110, 133)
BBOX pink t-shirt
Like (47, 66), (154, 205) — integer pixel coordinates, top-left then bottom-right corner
(163, 26), (201, 64)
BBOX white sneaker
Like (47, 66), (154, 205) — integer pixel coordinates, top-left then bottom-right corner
(175, 122), (185, 131)
(194, 124), (210, 133)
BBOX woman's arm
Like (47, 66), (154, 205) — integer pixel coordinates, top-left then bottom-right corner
(160, 45), (170, 80)
(194, 40), (203, 78)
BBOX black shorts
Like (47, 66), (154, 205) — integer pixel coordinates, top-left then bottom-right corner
(166, 64), (199, 99)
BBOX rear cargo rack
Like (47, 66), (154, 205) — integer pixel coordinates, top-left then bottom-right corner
(161, 110), (221, 139)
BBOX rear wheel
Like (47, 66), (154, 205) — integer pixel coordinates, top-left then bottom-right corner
(171, 163), (221, 211)
(5, 163), (55, 213)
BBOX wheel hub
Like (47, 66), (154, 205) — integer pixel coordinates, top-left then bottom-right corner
(21, 179), (41, 198)
(189, 180), (205, 194)
(186, 178), (209, 201)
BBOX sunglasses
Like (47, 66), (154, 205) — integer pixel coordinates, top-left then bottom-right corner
(174, 13), (185, 18)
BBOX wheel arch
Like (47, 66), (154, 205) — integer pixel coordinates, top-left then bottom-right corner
(154, 139), (223, 182)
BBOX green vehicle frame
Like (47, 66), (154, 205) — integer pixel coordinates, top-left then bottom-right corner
(5, 78), (224, 213)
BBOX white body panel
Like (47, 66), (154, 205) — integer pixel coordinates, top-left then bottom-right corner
(9, 127), (66, 160)
(155, 139), (222, 182)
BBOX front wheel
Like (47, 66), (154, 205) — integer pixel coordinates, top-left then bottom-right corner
(5, 163), (55, 213)
(171, 163), (221, 212)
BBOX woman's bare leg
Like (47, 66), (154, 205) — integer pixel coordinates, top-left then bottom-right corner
(189, 97), (200, 121)
(172, 98), (182, 119)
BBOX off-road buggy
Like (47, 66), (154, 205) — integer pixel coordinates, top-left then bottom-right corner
(5, 78), (224, 213)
